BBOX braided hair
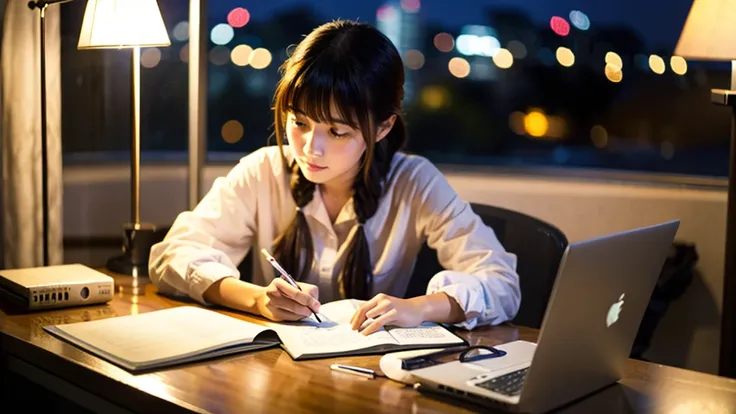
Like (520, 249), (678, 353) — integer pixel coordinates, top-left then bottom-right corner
(271, 20), (406, 299)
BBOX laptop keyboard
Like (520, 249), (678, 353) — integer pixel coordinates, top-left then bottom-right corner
(474, 367), (529, 396)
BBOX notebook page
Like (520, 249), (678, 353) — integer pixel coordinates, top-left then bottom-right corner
(267, 299), (400, 356)
(387, 323), (465, 346)
(272, 322), (396, 356)
(316, 298), (364, 325)
(47, 306), (270, 364)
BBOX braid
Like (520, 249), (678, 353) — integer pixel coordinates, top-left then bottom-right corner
(340, 135), (395, 299)
(272, 161), (316, 282)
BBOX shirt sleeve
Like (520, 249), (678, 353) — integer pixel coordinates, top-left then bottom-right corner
(148, 149), (271, 305)
(413, 159), (521, 329)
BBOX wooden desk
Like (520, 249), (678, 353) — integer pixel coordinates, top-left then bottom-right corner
(2, 273), (736, 414)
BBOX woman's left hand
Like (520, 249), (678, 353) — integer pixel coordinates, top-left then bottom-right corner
(350, 293), (426, 336)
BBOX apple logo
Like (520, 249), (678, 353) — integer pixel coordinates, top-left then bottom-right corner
(606, 293), (625, 327)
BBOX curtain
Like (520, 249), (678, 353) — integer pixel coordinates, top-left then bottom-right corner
(1, 0), (63, 268)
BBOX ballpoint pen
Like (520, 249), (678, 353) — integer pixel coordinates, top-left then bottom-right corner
(330, 364), (377, 379)
(260, 248), (322, 323)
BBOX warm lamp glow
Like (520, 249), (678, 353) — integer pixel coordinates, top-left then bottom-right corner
(78, 0), (171, 49)
(674, 0), (736, 61)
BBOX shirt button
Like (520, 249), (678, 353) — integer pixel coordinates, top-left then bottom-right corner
(321, 266), (330, 272)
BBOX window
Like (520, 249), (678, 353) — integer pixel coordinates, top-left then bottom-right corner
(60, 0), (188, 161)
(64, 1), (731, 178)
(203, 0), (730, 177)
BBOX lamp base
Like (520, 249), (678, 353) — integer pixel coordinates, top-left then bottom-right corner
(106, 254), (149, 277)
(106, 222), (158, 277)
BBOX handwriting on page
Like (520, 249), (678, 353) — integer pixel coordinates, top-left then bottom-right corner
(390, 328), (446, 339)
(388, 324), (461, 344)
(291, 325), (392, 350)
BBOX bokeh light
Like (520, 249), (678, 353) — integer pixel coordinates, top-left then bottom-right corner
(227, 7), (250, 28)
(493, 48), (514, 69)
(400, 0), (420, 13)
(670, 56), (688, 75)
(376, 5), (398, 22)
(590, 125), (608, 148)
(179, 44), (189, 63)
(556, 47), (575, 67)
(420, 85), (448, 110)
(550, 16), (570, 36)
(605, 64), (623, 82)
(448, 57), (470, 78)
(605, 51), (622, 69)
(222, 120), (244, 144)
(249, 48), (272, 69)
(433, 32), (454, 52)
(140, 48), (161, 68)
(546, 116), (567, 140)
(524, 111), (549, 137)
(405, 49), (425, 70)
(507, 40), (527, 59)
(509, 112), (526, 135)
(211, 23), (234, 45)
(456, 34), (500, 57)
(173, 21), (189, 42)
(649, 55), (666, 74)
(231, 44), (253, 67)
(569, 10), (590, 30)
(209, 46), (230, 66)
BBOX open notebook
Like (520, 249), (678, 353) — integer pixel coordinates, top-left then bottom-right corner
(43, 300), (466, 372)
(268, 299), (466, 360)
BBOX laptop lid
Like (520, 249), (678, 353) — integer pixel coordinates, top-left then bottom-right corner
(519, 220), (679, 413)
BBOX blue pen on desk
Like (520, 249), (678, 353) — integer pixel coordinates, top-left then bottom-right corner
(260, 248), (322, 323)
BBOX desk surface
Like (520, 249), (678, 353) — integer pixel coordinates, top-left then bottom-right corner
(1, 273), (736, 414)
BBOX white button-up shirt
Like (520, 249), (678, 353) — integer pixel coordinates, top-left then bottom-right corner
(148, 146), (520, 329)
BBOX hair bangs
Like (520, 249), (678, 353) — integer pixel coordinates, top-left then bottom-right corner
(280, 55), (371, 133)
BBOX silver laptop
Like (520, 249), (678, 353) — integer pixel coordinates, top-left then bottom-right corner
(411, 220), (680, 414)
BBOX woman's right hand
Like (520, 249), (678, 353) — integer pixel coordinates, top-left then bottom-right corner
(256, 278), (320, 322)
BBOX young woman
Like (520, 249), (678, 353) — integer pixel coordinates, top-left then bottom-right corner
(148, 20), (520, 336)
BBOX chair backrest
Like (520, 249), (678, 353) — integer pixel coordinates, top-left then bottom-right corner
(404, 203), (568, 329)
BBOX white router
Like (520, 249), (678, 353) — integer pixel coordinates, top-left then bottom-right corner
(0, 264), (114, 311)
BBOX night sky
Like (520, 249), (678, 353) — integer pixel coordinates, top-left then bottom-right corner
(209, 0), (695, 50)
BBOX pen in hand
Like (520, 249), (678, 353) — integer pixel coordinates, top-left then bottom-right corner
(260, 248), (322, 323)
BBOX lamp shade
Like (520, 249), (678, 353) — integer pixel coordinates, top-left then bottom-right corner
(77, 0), (171, 49)
(675, 0), (736, 61)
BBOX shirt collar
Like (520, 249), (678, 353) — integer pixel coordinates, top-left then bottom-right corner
(301, 187), (358, 229)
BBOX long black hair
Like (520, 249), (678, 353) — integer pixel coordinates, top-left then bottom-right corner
(271, 20), (407, 299)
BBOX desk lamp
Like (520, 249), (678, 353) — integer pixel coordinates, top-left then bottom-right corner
(77, 0), (171, 277)
(675, 0), (736, 378)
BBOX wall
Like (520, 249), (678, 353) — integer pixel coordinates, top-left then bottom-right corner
(63, 163), (726, 374)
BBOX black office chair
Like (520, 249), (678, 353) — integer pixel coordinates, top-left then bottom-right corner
(404, 202), (568, 329)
